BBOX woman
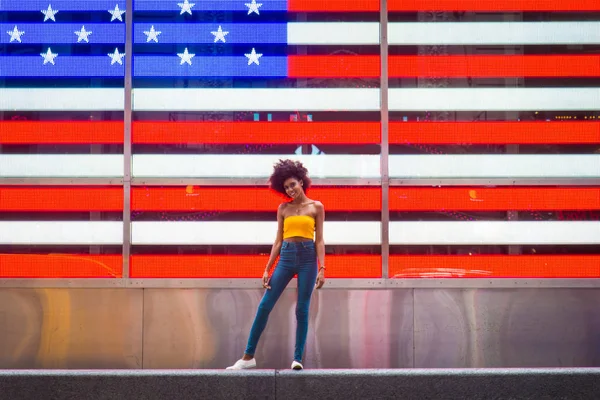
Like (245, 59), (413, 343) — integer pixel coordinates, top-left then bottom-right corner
(227, 159), (326, 370)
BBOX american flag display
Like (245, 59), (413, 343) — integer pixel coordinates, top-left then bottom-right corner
(0, 1), (599, 280)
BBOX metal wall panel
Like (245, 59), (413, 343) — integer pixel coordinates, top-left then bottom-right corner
(0, 289), (143, 369)
(2, 288), (599, 369)
(413, 289), (600, 368)
(142, 289), (414, 369)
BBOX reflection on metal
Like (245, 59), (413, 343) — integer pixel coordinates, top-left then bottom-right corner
(380, 0), (389, 281)
(413, 289), (600, 367)
(1, 288), (599, 369)
(0, 289), (143, 368)
(0, 279), (127, 288)
(123, 0), (133, 279)
(393, 268), (492, 278)
(122, 181), (131, 279)
(142, 289), (414, 369)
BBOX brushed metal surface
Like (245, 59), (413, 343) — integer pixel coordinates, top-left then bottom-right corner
(142, 289), (414, 369)
(413, 289), (600, 368)
(0, 289), (143, 369)
(2, 288), (600, 369)
(5, 278), (600, 289)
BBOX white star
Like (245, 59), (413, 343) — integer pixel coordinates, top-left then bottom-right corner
(177, 0), (195, 15)
(244, 48), (262, 66)
(40, 48), (58, 65)
(75, 25), (92, 43)
(41, 4), (59, 22)
(7, 26), (25, 43)
(245, 0), (262, 15)
(108, 48), (125, 65)
(108, 4), (125, 22)
(143, 25), (162, 43)
(211, 26), (229, 43)
(177, 48), (195, 65)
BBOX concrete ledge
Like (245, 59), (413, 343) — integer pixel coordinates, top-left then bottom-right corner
(1, 368), (600, 400)
(0, 370), (276, 400)
(276, 368), (600, 400)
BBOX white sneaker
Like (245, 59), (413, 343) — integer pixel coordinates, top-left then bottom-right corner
(291, 360), (303, 370)
(226, 358), (257, 370)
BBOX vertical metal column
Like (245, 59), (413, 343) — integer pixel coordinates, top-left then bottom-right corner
(122, 0), (133, 281)
(380, 0), (390, 280)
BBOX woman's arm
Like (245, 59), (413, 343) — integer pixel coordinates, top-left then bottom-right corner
(314, 201), (325, 270)
(265, 203), (285, 273)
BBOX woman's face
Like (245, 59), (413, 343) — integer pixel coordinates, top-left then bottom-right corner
(283, 177), (303, 199)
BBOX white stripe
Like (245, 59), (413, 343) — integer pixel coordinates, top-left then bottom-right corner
(389, 155), (600, 179)
(3, 155), (596, 180)
(0, 155), (123, 178)
(4, 221), (593, 246)
(132, 89), (380, 111)
(0, 89), (123, 111)
(390, 221), (600, 245)
(132, 221), (381, 245)
(0, 222), (123, 245)
(288, 22), (380, 45)
(389, 22), (600, 45)
(389, 88), (600, 111)
(133, 155), (380, 178)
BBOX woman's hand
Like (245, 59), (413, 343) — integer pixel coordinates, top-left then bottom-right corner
(262, 270), (271, 289)
(315, 269), (325, 289)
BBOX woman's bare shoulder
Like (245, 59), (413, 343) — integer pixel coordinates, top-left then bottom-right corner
(277, 202), (290, 214)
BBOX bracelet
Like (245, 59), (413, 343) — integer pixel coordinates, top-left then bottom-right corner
(319, 266), (326, 271)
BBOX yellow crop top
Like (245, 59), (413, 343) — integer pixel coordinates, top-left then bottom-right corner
(283, 215), (315, 239)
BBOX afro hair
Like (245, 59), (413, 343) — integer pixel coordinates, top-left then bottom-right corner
(268, 159), (312, 197)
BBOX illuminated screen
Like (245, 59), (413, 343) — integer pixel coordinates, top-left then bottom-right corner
(0, 0), (598, 280)
(384, 1), (599, 279)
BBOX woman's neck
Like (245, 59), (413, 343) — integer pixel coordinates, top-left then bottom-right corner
(291, 194), (309, 204)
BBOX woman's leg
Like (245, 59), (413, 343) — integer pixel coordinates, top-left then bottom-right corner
(293, 245), (318, 363)
(244, 261), (295, 358)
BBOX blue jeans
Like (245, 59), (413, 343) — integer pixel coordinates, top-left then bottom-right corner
(245, 240), (318, 362)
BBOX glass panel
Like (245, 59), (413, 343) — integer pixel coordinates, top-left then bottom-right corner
(387, 8), (600, 156)
(0, 2), (125, 279)
(129, 2), (383, 279)
(0, 3), (125, 165)
(385, 6), (600, 279)
(131, 2), (381, 178)
(129, 185), (381, 278)
(0, 186), (123, 278)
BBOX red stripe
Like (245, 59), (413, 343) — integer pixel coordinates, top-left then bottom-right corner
(133, 121), (380, 144)
(0, 254), (122, 278)
(135, 187), (600, 212)
(0, 187), (123, 212)
(389, 55), (600, 78)
(390, 122), (600, 144)
(389, 255), (600, 278)
(389, 188), (600, 211)
(288, 56), (380, 78)
(131, 255), (381, 278)
(0, 121), (123, 144)
(133, 187), (381, 212)
(388, 0), (600, 11)
(288, 0), (379, 11)
(4, 187), (597, 213)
